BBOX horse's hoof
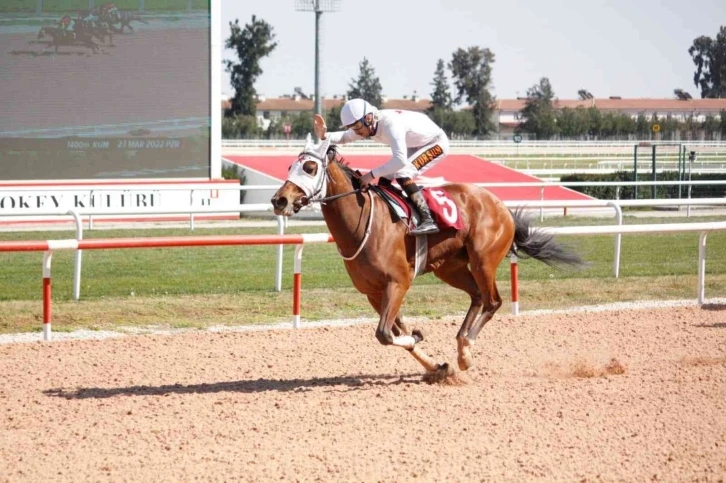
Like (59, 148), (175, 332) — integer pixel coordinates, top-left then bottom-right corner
(457, 354), (473, 371)
(438, 362), (454, 377)
(412, 328), (425, 344)
(422, 362), (456, 384)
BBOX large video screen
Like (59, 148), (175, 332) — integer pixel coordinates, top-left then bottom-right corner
(0, 0), (211, 180)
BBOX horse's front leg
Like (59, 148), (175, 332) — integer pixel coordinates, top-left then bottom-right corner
(374, 284), (447, 375)
(366, 294), (408, 337)
(374, 283), (415, 348)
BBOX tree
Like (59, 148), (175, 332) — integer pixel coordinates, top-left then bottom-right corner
(520, 77), (558, 139)
(449, 46), (496, 136)
(703, 114), (719, 139)
(347, 58), (383, 107)
(577, 89), (594, 100)
(557, 107), (589, 138)
(224, 16), (277, 117)
(428, 59), (452, 112)
(688, 26), (726, 98)
(587, 107), (603, 138)
(221, 115), (260, 139)
(325, 103), (343, 133)
(636, 113), (649, 138)
(674, 88), (693, 100)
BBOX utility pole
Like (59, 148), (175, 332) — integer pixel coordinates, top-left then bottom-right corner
(294, 0), (341, 118)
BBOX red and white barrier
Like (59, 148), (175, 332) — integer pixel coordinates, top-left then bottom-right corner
(2, 220), (725, 342)
(0, 234), (334, 341)
(510, 255), (519, 316)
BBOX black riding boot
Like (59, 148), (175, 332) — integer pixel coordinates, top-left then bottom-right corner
(405, 186), (439, 236)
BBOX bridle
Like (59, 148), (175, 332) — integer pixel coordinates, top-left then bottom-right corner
(292, 150), (374, 261)
(295, 150), (361, 206)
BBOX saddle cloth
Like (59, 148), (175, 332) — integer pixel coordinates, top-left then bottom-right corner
(373, 182), (465, 231)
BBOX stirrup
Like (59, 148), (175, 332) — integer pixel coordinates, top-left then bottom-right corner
(409, 220), (439, 236)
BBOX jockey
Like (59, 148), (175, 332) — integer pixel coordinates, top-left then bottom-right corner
(59, 15), (76, 37)
(314, 98), (449, 235)
(83, 11), (99, 26)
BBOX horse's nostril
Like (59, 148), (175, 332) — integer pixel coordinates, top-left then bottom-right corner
(271, 196), (287, 210)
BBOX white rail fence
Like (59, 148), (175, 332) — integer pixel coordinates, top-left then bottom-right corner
(2, 197), (726, 305)
(222, 140), (726, 154)
(0, 220), (723, 342)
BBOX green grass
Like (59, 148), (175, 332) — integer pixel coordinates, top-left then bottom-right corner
(0, 215), (725, 334)
(0, 0), (209, 13)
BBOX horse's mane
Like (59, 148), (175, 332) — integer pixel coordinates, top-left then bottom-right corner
(326, 145), (361, 190)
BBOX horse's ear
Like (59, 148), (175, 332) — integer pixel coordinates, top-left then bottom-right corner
(316, 136), (331, 158)
(303, 133), (314, 152)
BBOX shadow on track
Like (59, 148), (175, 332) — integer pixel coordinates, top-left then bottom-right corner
(43, 373), (423, 399)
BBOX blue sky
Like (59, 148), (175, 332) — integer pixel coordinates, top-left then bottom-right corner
(222, 0), (725, 101)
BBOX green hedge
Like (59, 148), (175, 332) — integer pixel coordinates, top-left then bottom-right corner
(561, 171), (726, 200)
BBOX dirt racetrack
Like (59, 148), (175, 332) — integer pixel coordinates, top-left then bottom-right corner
(1, 303), (725, 482)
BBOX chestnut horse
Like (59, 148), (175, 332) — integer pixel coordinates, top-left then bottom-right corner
(271, 136), (582, 380)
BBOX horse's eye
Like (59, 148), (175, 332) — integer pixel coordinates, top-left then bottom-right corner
(287, 164), (292, 172)
(302, 161), (318, 176)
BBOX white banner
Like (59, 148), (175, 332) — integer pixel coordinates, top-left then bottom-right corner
(0, 182), (241, 223)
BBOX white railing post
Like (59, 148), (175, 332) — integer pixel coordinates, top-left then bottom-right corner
(698, 231), (708, 305)
(67, 210), (84, 301)
(607, 202), (623, 278)
(293, 244), (304, 328)
(275, 216), (284, 292)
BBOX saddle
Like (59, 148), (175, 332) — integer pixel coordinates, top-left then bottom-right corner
(371, 179), (418, 227)
(371, 178), (464, 232)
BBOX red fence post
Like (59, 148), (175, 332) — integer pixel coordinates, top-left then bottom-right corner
(510, 254), (519, 315)
(293, 244), (304, 328)
(42, 251), (53, 341)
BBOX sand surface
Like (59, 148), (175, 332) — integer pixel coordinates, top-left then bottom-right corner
(1, 304), (725, 482)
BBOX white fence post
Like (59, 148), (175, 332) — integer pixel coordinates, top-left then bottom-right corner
(698, 232), (708, 304)
(275, 216), (284, 292)
(292, 244), (304, 329)
(67, 210), (84, 301)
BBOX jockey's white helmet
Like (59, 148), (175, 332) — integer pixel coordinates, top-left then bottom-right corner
(339, 98), (378, 128)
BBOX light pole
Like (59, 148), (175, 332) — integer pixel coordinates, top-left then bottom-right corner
(294, 0), (341, 118)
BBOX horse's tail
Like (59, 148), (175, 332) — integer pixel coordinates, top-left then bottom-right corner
(510, 208), (585, 269)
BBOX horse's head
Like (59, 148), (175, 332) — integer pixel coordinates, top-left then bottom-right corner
(37, 27), (46, 39)
(271, 134), (332, 216)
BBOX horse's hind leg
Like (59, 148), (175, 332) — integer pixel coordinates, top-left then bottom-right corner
(433, 261), (484, 371)
(464, 249), (507, 355)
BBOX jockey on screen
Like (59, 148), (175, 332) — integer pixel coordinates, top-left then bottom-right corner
(314, 98), (450, 236)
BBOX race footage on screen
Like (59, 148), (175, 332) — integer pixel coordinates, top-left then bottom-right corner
(0, 0), (211, 180)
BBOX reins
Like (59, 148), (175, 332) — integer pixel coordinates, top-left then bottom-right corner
(313, 188), (361, 204)
(336, 190), (374, 261)
(301, 158), (373, 261)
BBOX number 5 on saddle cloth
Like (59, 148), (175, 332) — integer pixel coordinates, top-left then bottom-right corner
(371, 179), (464, 233)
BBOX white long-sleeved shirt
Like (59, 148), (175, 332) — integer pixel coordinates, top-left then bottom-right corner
(325, 109), (445, 178)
